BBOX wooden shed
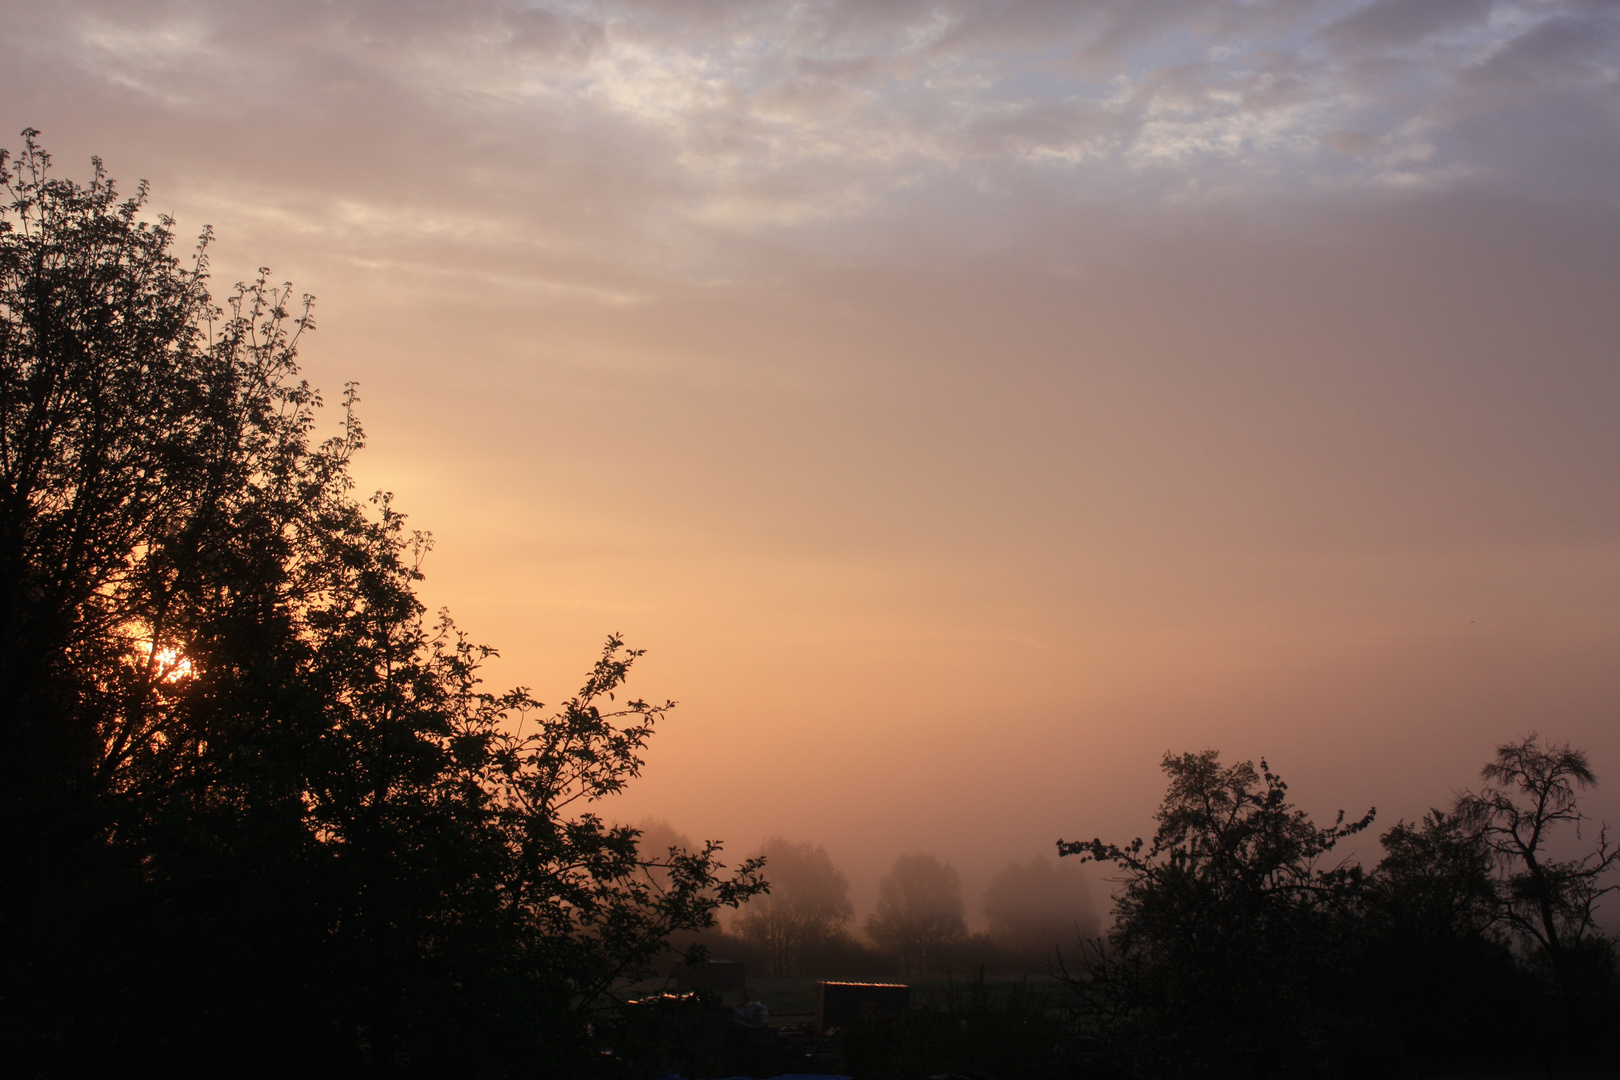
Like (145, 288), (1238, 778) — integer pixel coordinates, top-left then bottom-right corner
(816, 981), (910, 1033)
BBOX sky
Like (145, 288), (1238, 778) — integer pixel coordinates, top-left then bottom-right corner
(5, 0), (1618, 923)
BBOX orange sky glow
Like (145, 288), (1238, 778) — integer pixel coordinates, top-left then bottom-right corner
(7, 0), (1617, 922)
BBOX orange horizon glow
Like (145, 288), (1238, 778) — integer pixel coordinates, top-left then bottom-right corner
(9, 0), (1618, 928)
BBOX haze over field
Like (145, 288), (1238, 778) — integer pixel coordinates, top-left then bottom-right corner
(7, 0), (1617, 918)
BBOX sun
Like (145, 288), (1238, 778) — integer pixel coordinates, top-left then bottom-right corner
(136, 641), (194, 683)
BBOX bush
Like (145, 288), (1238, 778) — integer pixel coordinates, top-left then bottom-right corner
(838, 970), (1067, 1080)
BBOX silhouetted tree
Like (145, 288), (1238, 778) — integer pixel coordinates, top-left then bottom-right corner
(732, 837), (853, 975)
(1365, 810), (1501, 941)
(1344, 809), (1529, 1070)
(0, 130), (764, 1078)
(981, 854), (1098, 964)
(867, 853), (969, 975)
(1060, 751), (1374, 1074)
(1456, 734), (1619, 1004)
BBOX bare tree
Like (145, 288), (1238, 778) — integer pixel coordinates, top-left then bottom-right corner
(732, 838), (853, 975)
(1456, 734), (1620, 996)
(866, 853), (968, 975)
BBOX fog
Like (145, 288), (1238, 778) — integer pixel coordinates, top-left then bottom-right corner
(6, 0), (1616, 927)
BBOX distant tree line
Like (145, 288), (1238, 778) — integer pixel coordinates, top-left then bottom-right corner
(666, 830), (1099, 981)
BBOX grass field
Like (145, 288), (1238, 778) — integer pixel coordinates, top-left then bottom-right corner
(625, 972), (1073, 1026)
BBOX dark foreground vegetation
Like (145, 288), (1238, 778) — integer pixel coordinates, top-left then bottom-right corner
(2, 134), (1617, 1079)
(1053, 741), (1619, 1079)
(0, 132), (764, 1077)
(650, 739), (1618, 1080)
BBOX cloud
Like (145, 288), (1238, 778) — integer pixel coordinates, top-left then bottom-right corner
(1462, 14), (1620, 90)
(4, 0), (1616, 284)
(1323, 0), (1494, 52)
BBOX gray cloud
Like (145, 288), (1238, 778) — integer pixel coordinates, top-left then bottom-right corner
(1323, 0), (1494, 51)
(1462, 14), (1620, 89)
(3, 0), (1615, 283)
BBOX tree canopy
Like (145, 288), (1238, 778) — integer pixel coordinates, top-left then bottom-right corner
(1059, 751), (1376, 1072)
(1458, 735), (1619, 990)
(0, 130), (763, 1078)
(732, 837), (854, 975)
(1061, 745), (1620, 1076)
(866, 852), (969, 976)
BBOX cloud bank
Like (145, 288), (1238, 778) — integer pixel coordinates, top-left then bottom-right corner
(7, 0), (1617, 282)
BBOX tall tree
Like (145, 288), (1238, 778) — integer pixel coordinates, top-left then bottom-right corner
(732, 837), (853, 975)
(866, 853), (969, 976)
(0, 130), (763, 1077)
(1060, 751), (1374, 1073)
(1345, 810), (1527, 1071)
(1363, 810), (1502, 946)
(1455, 734), (1619, 1001)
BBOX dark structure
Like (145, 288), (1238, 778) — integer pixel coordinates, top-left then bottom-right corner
(816, 981), (910, 1034)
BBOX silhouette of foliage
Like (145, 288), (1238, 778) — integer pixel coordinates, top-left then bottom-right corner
(1059, 751), (1375, 1075)
(1456, 734), (1620, 998)
(838, 969), (1066, 1080)
(1364, 809), (1501, 942)
(1059, 745), (1620, 1077)
(0, 130), (763, 1078)
(1341, 809), (1534, 1072)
